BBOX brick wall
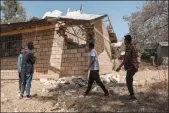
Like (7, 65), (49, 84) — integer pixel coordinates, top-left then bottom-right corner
(60, 47), (88, 77)
(1, 27), (59, 78)
(1, 21), (113, 79)
(94, 21), (113, 75)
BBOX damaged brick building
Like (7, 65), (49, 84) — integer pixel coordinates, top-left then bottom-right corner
(0, 12), (117, 79)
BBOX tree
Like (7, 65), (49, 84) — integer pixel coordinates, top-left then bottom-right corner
(1, 0), (26, 24)
(124, 1), (168, 52)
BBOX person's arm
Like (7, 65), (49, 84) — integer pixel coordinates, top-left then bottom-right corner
(18, 55), (21, 72)
(20, 55), (23, 71)
(29, 52), (36, 65)
(116, 46), (132, 72)
(116, 58), (124, 72)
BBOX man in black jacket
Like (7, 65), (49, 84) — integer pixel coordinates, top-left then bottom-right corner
(20, 41), (36, 98)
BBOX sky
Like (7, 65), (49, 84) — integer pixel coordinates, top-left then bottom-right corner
(20, 1), (144, 40)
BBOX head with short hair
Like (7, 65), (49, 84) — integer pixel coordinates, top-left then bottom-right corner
(124, 34), (132, 45)
(89, 41), (94, 51)
(27, 41), (34, 50)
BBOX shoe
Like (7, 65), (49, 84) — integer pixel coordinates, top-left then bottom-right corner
(83, 93), (88, 96)
(19, 93), (23, 99)
(128, 95), (136, 100)
(26, 95), (31, 99)
(104, 92), (109, 97)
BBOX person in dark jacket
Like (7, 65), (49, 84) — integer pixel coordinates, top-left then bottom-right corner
(20, 41), (36, 98)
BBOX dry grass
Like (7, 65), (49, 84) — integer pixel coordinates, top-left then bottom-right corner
(148, 80), (168, 92)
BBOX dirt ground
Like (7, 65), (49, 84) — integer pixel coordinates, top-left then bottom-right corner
(1, 69), (168, 112)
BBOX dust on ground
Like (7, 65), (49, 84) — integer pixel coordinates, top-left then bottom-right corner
(1, 69), (168, 112)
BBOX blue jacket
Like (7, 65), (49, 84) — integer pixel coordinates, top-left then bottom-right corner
(18, 54), (23, 73)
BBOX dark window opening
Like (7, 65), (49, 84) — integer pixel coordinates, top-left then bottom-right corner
(0, 34), (22, 57)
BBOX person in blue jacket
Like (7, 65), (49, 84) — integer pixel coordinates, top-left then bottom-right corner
(17, 47), (24, 93)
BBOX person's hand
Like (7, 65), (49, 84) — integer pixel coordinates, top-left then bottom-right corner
(116, 66), (121, 72)
(84, 68), (88, 72)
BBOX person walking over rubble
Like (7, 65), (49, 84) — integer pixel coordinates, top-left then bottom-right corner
(20, 41), (36, 98)
(116, 34), (139, 101)
(84, 41), (109, 96)
(17, 47), (24, 93)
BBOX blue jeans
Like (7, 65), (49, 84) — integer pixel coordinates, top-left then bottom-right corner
(21, 73), (33, 96)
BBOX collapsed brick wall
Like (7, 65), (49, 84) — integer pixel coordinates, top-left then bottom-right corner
(0, 24), (88, 78)
(93, 21), (113, 75)
(1, 21), (113, 79)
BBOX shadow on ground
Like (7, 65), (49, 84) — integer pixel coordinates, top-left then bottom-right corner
(32, 82), (168, 112)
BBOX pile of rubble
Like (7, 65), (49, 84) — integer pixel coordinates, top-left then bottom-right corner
(40, 72), (123, 94)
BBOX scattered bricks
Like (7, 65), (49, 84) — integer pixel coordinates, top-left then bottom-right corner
(74, 53), (81, 57)
(82, 53), (88, 57)
(78, 48), (86, 53)
(70, 49), (77, 53)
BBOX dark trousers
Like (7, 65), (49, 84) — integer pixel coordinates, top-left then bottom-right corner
(19, 72), (22, 92)
(85, 70), (108, 94)
(126, 70), (136, 96)
(21, 73), (33, 96)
